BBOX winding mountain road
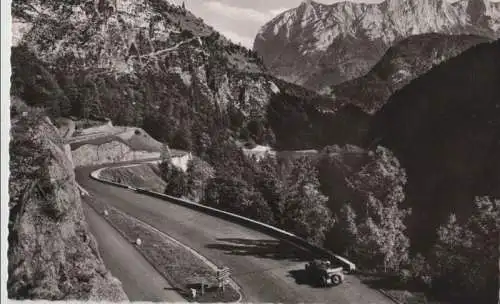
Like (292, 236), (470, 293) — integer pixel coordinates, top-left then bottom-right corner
(77, 161), (392, 303)
(83, 202), (185, 302)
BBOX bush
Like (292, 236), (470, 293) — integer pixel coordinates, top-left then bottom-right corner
(408, 253), (431, 283)
(398, 269), (412, 285)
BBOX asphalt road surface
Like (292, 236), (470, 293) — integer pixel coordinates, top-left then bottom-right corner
(77, 162), (392, 304)
(83, 201), (185, 302)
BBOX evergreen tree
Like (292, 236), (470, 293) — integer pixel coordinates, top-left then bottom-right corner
(186, 158), (214, 201)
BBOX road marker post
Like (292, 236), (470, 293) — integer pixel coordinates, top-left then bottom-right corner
(216, 267), (230, 292)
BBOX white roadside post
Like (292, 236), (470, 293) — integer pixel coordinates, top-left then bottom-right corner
(217, 267), (230, 292)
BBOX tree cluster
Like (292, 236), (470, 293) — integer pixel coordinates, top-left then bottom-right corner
(319, 145), (410, 272)
(421, 197), (499, 303)
(197, 137), (333, 244)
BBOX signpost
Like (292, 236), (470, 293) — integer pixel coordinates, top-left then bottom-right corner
(216, 267), (230, 291)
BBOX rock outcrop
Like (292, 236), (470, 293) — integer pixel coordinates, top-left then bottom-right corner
(8, 104), (128, 301)
(11, 0), (320, 147)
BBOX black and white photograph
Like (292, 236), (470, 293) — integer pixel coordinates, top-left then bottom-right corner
(1, 0), (499, 303)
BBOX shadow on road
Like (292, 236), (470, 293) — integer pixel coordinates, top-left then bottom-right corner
(360, 273), (426, 293)
(287, 269), (329, 288)
(205, 238), (310, 262)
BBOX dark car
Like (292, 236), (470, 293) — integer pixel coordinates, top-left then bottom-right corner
(304, 259), (345, 287)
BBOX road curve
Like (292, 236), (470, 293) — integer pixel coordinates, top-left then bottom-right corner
(77, 162), (392, 304)
(83, 199), (185, 302)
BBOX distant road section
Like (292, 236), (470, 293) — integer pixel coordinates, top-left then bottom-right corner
(77, 162), (392, 303)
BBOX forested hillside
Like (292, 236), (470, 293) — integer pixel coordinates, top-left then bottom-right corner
(369, 39), (500, 250)
(11, 0), (332, 152)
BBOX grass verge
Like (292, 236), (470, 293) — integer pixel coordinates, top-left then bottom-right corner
(99, 163), (166, 193)
(84, 195), (240, 303)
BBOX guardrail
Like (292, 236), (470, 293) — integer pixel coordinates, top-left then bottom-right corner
(90, 167), (357, 273)
(90, 168), (137, 190)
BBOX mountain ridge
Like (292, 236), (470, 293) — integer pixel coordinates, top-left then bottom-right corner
(254, 0), (500, 92)
(320, 33), (492, 114)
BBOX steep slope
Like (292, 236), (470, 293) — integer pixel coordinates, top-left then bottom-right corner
(323, 33), (491, 114)
(368, 39), (500, 250)
(267, 92), (371, 150)
(8, 101), (128, 300)
(11, 0), (319, 148)
(254, 0), (500, 92)
(264, 33), (493, 149)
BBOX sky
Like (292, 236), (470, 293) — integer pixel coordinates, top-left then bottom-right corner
(168, 0), (383, 48)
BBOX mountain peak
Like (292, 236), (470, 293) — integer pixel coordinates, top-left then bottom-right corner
(254, 0), (500, 91)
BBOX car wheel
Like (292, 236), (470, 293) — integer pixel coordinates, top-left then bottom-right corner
(331, 275), (342, 285)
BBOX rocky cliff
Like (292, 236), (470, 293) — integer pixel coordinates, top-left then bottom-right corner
(11, 0), (323, 147)
(8, 100), (128, 300)
(254, 0), (500, 92)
